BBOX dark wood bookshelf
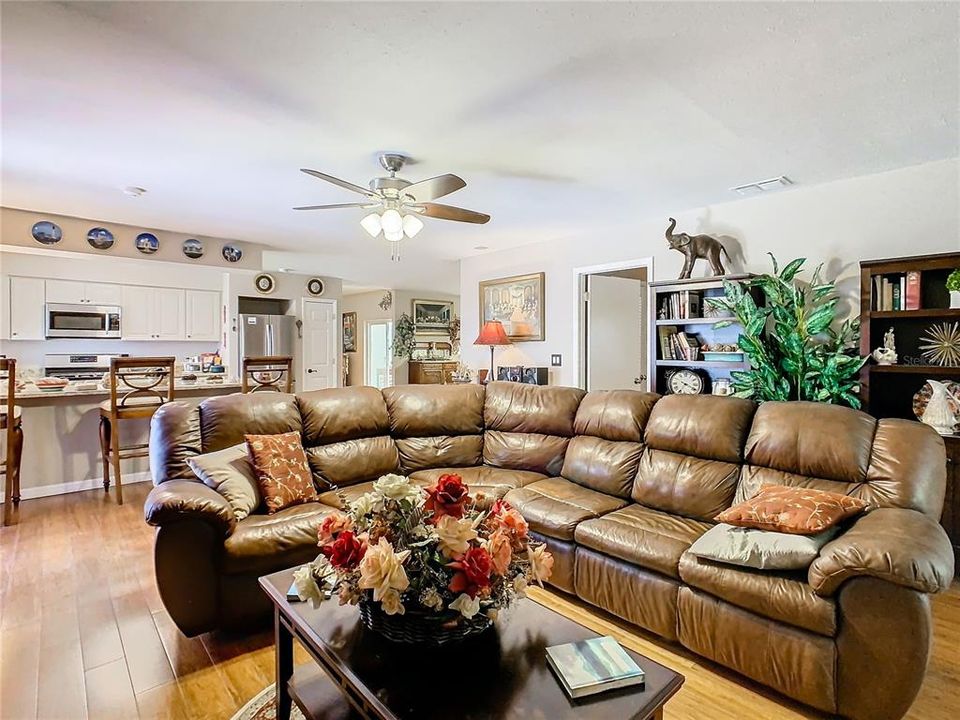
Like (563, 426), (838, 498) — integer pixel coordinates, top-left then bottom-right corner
(648, 274), (759, 395)
(859, 251), (960, 573)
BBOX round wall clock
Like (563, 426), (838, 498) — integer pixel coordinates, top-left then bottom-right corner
(254, 273), (276, 294)
(222, 243), (243, 263)
(86, 227), (115, 250)
(182, 238), (204, 259)
(668, 368), (705, 395)
(306, 277), (325, 296)
(135, 232), (160, 254)
(32, 220), (62, 245)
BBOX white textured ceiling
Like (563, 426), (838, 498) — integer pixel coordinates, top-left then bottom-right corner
(2, 1), (957, 291)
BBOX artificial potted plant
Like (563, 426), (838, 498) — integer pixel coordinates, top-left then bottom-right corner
(947, 268), (960, 309)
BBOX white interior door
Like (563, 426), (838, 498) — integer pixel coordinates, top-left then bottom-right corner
(586, 274), (647, 391)
(364, 321), (394, 389)
(302, 299), (338, 390)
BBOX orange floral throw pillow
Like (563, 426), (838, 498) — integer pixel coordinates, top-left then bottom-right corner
(245, 432), (318, 514)
(715, 485), (868, 535)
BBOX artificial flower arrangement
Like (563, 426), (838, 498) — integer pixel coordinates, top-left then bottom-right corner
(293, 472), (553, 640)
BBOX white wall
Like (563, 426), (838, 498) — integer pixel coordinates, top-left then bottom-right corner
(459, 159), (960, 387)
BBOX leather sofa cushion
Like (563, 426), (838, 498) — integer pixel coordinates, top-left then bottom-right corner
(382, 384), (484, 436)
(199, 393), (301, 453)
(409, 466), (545, 503)
(644, 395), (756, 464)
(483, 381), (584, 436)
(484, 431), (569, 476)
(632, 449), (740, 521)
(298, 387), (390, 445)
(222, 502), (335, 575)
(149, 401), (202, 483)
(862, 419), (946, 517)
(306, 435), (400, 489)
(561, 435), (643, 498)
(573, 390), (659, 442)
(396, 435), (483, 473)
(575, 504), (709, 579)
(678, 552), (837, 637)
(318, 477), (432, 510)
(504, 477), (626, 541)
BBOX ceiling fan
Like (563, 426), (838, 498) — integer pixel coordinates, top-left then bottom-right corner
(295, 153), (490, 261)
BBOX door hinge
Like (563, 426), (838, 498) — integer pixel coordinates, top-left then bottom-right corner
(582, 291), (590, 302)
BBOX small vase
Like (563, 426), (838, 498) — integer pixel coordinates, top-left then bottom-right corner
(950, 290), (960, 309)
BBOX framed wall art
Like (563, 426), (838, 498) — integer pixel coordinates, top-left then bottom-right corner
(479, 272), (545, 342)
(342, 311), (357, 353)
(412, 299), (453, 334)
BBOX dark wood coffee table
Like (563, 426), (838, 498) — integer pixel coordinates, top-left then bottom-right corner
(260, 568), (684, 720)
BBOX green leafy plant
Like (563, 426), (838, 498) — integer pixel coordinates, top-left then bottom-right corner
(392, 313), (416, 359)
(706, 254), (866, 407)
(947, 269), (960, 292)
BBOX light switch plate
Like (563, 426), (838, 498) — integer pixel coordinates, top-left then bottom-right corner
(551, 354), (562, 367)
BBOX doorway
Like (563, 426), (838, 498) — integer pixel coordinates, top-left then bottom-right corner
(365, 320), (394, 389)
(301, 299), (339, 390)
(574, 258), (652, 391)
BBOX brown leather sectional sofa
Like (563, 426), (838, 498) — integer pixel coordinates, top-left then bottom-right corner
(145, 382), (955, 720)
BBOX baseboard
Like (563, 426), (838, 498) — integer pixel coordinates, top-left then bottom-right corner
(1, 471), (153, 502)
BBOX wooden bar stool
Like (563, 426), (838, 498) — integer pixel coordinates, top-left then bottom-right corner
(99, 357), (175, 505)
(1, 358), (24, 527)
(242, 355), (294, 393)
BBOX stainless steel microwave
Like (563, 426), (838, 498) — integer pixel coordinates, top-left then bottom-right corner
(45, 303), (122, 339)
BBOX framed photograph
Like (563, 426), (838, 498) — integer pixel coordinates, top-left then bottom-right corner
(496, 365), (524, 383)
(412, 299), (453, 334)
(342, 312), (357, 353)
(479, 272), (545, 342)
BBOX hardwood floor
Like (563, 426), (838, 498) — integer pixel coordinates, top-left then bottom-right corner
(1, 483), (958, 720)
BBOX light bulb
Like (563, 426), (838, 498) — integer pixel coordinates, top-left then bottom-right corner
(381, 208), (402, 234)
(402, 214), (424, 238)
(384, 228), (403, 242)
(360, 213), (382, 237)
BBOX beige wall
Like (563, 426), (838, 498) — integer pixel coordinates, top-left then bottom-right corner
(341, 290), (393, 386)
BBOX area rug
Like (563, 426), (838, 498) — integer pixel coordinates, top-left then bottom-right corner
(230, 685), (305, 720)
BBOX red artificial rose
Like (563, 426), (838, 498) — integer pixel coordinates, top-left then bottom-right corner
(425, 473), (470, 520)
(447, 546), (492, 598)
(320, 530), (366, 571)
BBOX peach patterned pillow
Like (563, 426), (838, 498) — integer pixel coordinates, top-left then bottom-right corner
(715, 484), (868, 535)
(245, 431), (318, 514)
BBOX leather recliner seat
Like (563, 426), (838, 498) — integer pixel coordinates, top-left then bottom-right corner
(145, 382), (954, 720)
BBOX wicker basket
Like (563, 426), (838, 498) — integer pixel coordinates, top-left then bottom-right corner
(358, 597), (493, 646)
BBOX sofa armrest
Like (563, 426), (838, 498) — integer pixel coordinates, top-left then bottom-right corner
(144, 481), (236, 538)
(808, 508), (954, 596)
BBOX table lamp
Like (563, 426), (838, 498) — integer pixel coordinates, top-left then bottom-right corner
(473, 320), (512, 382)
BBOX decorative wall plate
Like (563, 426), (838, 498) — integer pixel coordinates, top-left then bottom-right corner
(32, 220), (62, 245)
(86, 227), (115, 250)
(306, 277), (325, 296)
(182, 238), (204, 259)
(135, 232), (160, 254)
(913, 379), (960, 420)
(254, 273), (276, 294)
(222, 243), (243, 263)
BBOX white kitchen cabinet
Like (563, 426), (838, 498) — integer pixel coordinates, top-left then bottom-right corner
(122, 286), (186, 340)
(185, 290), (221, 341)
(46, 279), (122, 305)
(8, 277), (46, 340)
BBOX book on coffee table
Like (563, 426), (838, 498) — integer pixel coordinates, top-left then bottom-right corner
(546, 635), (645, 699)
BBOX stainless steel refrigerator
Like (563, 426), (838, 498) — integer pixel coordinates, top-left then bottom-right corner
(239, 314), (296, 360)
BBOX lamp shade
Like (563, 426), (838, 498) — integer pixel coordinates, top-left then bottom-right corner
(473, 320), (512, 346)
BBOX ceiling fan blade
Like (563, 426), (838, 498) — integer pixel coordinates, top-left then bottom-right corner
(300, 168), (379, 198)
(293, 202), (380, 210)
(416, 202), (490, 224)
(402, 174), (466, 202)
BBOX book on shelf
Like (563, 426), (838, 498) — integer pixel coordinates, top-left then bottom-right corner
(659, 290), (702, 320)
(658, 326), (677, 360)
(546, 635), (645, 699)
(873, 272), (921, 311)
(905, 271), (921, 310)
(658, 328), (700, 362)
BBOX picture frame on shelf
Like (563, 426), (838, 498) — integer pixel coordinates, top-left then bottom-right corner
(342, 311), (357, 353)
(411, 299), (453, 335)
(479, 272), (545, 342)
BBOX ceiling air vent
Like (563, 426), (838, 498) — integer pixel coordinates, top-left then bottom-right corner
(730, 175), (794, 197)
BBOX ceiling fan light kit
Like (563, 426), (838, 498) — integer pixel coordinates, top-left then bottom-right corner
(295, 153), (489, 261)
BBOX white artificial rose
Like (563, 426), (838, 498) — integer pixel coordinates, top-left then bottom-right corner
(358, 537), (411, 601)
(434, 514), (479, 559)
(350, 491), (382, 517)
(373, 474), (424, 504)
(292, 564), (324, 608)
(449, 593), (481, 619)
(380, 588), (405, 616)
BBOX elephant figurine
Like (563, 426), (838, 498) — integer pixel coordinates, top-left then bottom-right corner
(665, 218), (729, 279)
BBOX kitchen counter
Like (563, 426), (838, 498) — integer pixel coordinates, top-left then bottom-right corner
(16, 379), (240, 400)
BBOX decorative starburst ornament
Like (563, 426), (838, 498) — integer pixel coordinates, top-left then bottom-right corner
(919, 321), (960, 367)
